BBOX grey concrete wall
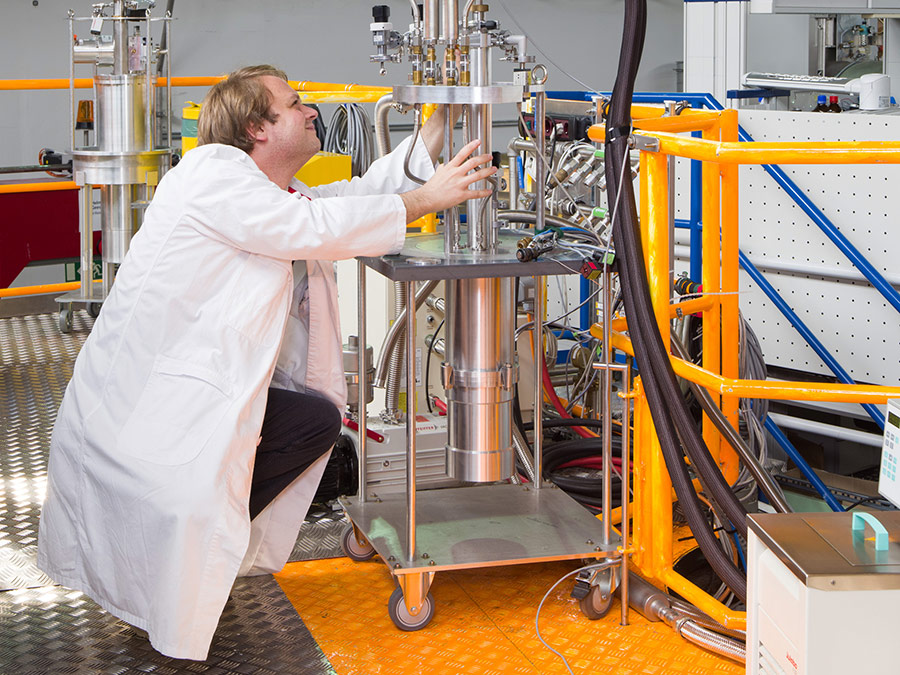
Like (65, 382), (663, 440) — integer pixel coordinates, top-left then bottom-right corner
(1, 0), (684, 164)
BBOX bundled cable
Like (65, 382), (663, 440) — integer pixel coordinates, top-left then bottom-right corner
(605, 0), (748, 600)
(324, 104), (375, 177)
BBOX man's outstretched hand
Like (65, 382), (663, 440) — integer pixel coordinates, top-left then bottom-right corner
(400, 140), (497, 224)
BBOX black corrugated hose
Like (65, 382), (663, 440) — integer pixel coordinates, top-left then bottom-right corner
(604, 0), (747, 600)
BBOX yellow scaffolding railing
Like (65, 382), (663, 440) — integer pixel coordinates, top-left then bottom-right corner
(587, 109), (900, 630)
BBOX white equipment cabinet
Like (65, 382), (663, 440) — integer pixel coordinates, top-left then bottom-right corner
(747, 512), (900, 674)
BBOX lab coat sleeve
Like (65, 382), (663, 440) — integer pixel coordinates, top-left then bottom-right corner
(302, 134), (435, 199)
(181, 158), (407, 261)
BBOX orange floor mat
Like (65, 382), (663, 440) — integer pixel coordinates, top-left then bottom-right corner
(274, 557), (743, 675)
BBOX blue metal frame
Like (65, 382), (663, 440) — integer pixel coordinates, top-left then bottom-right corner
(550, 89), (891, 430)
(765, 417), (845, 511)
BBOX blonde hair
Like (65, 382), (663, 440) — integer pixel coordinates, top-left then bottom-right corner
(197, 65), (289, 153)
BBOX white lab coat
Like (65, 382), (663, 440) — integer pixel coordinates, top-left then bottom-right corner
(37, 137), (434, 660)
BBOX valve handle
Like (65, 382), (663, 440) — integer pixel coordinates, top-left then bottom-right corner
(851, 511), (890, 552)
(373, 4), (390, 22)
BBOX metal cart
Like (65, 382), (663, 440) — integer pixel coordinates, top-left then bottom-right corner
(339, 231), (631, 630)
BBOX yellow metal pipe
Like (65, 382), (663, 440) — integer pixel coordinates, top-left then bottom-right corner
(629, 104), (720, 121)
(297, 90), (394, 104)
(649, 401), (673, 572)
(609, 295), (715, 332)
(0, 78), (93, 90)
(0, 181), (78, 194)
(611, 331), (900, 402)
(701, 123), (722, 463)
(719, 110), (741, 482)
(660, 568), (747, 630)
(293, 80), (392, 92)
(1, 76), (392, 93)
(639, 152), (651, 277)
(631, 378), (649, 570)
(634, 116), (720, 134)
(0, 280), (98, 299)
(645, 151), (671, 338)
(588, 125), (900, 164)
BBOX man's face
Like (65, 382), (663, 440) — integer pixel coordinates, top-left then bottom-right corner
(257, 75), (320, 167)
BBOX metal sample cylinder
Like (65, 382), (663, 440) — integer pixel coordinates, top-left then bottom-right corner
(95, 74), (149, 152)
(100, 184), (141, 264)
(343, 335), (375, 414)
(465, 32), (494, 252)
(441, 0), (459, 43)
(443, 277), (516, 481)
(424, 0), (439, 42)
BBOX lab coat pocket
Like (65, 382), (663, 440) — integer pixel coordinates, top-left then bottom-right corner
(225, 255), (291, 347)
(118, 355), (234, 466)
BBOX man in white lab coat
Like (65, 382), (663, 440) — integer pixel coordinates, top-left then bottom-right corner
(37, 65), (495, 661)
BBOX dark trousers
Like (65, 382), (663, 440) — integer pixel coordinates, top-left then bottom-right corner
(248, 387), (342, 520)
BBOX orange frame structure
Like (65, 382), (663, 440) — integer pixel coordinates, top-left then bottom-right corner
(1, 77), (401, 299)
(587, 107), (900, 629)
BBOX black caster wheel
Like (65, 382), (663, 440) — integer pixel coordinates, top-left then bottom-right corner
(387, 585), (435, 631)
(579, 584), (614, 619)
(58, 307), (73, 333)
(87, 302), (102, 319)
(340, 524), (375, 562)
(578, 567), (616, 620)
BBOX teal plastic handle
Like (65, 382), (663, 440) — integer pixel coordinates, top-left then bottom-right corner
(851, 512), (889, 552)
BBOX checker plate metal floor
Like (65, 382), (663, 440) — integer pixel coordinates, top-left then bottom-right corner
(276, 558), (744, 675)
(1, 575), (334, 674)
(0, 312), (337, 673)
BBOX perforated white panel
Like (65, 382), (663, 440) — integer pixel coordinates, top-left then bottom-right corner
(737, 110), (899, 386)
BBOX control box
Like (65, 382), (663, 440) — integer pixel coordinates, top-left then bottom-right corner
(880, 398), (900, 509)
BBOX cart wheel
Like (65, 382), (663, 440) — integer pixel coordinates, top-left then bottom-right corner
(579, 567), (616, 620)
(340, 525), (376, 562)
(58, 307), (73, 334)
(387, 586), (435, 631)
(87, 302), (102, 319)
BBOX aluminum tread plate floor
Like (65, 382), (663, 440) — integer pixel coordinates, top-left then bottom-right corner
(0, 575), (335, 675)
(0, 312), (339, 672)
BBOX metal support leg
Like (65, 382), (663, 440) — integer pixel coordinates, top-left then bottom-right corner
(398, 571), (435, 616)
(80, 185), (94, 302)
(620, 361), (631, 626)
(405, 280), (417, 562)
(602, 266), (612, 544)
(357, 260), (368, 502)
(533, 275), (543, 489)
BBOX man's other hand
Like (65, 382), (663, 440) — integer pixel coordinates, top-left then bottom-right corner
(401, 140), (496, 224)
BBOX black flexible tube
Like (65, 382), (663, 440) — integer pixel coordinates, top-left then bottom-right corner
(605, 0), (747, 600)
(671, 336), (791, 513)
(524, 418), (608, 430)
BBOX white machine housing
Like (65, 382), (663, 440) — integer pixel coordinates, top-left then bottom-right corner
(747, 512), (900, 674)
(879, 398), (900, 508)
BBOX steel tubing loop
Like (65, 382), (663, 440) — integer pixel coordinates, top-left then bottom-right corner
(374, 280), (440, 388)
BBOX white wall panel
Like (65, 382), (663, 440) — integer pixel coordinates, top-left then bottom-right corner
(737, 110), (900, 386)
